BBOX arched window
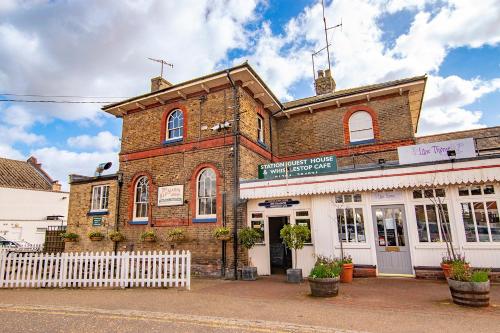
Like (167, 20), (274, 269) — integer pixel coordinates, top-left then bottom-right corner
(349, 111), (374, 143)
(167, 109), (183, 140)
(197, 168), (216, 218)
(133, 176), (149, 221)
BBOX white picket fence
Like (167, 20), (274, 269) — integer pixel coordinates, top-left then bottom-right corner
(0, 250), (190, 290)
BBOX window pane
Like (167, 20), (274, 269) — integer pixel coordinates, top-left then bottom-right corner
(353, 194), (362, 202)
(471, 186), (481, 195)
(336, 209), (346, 241)
(426, 205), (440, 242)
(435, 188), (445, 197)
(394, 208), (405, 246)
(461, 203), (476, 242)
(415, 205), (428, 242)
(355, 208), (365, 242)
(458, 187), (469, 196)
(335, 195), (343, 203)
(473, 202), (490, 242)
(210, 197), (217, 215)
(424, 189), (433, 198)
(296, 211), (309, 217)
(344, 194), (352, 203)
(375, 209), (386, 246)
(251, 219), (265, 243)
(484, 185), (495, 195)
(345, 208), (355, 242)
(252, 213), (263, 219)
(439, 204), (452, 242)
(413, 190), (423, 199)
(296, 219), (312, 243)
(486, 201), (499, 242)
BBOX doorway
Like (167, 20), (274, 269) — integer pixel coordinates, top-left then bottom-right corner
(268, 216), (291, 274)
(372, 205), (413, 275)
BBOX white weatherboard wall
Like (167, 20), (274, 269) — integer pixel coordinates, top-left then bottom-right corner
(0, 188), (68, 244)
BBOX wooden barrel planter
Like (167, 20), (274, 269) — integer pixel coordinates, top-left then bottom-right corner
(309, 277), (340, 297)
(447, 279), (490, 307)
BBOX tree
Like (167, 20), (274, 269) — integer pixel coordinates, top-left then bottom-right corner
(280, 224), (311, 269)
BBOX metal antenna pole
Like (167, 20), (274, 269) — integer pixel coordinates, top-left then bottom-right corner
(147, 58), (174, 79)
(322, 0), (331, 72)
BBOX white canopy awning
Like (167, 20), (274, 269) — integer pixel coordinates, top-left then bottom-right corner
(240, 157), (500, 199)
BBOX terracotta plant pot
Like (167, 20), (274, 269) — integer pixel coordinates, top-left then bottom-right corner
(309, 277), (340, 297)
(448, 279), (490, 307)
(142, 235), (156, 242)
(441, 263), (469, 279)
(340, 263), (354, 283)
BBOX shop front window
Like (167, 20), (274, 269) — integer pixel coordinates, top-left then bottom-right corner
(295, 210), (312, 243)
(337, 207), (365, 243)
(250, 212), (265, 244)
(414, 204), (451, 243)
(461, 201), (500, 242)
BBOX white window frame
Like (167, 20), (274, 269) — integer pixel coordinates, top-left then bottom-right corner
(411, 188), (451, 243)
(250, 212), (265, 244)
(91, 185), (110, 212)
(334, 194), (366, 243)
(257, 114), (264, 143)
(166, 109), (183, 140)
(133, 176), (149, 221)
(293, 209), (313, 244)
(457, 184), (499, 243)
(196, 168), (217, 219)
(348, 111), (374, 143)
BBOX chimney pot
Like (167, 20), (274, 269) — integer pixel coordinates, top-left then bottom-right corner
(317, 70), (324, 78)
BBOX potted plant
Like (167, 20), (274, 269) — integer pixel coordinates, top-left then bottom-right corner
(447, 261), (490, 307)
(340, 255), (354, 283)
(167, 228), (186, 242)
(238, 227), (261, 281)
(60, 232), (79, 242)
(140, 230), (157, 242)
(109, 231), (125, 242)
(441, 254), (468, 279)
(309, 256), (342, 297)
(88, 231), (105, 241)
(213, 226), (231, 241)
(280, 224), (311, 283)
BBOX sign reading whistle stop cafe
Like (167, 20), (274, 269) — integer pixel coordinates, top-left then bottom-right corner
(258, 155), (337, 180)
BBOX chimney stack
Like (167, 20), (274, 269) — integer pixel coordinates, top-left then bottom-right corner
(314, 68), (336, 95)
(151, 76), (172, 92)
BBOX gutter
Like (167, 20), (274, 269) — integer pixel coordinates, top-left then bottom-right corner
(113, 173), (123, 254)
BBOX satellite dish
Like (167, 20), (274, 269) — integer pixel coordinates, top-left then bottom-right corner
(95, 162), (113, 177)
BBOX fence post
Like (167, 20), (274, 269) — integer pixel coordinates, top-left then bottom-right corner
(0, 250), (6, 288)
(60, 252), (68, 288)
(186, 251), (191, 290)
(121, 252), (128, 289)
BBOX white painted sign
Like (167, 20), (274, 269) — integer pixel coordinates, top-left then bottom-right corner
(398, 138), (476, 165)
(371, 191), (403, 202)
(158, 185), (184, 206)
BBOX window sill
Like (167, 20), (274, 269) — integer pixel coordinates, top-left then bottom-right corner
(163, 137), (183, 145)
(462, 243), (500, 250)
(129, 220), (149, 225)
(257, 140), (269, 149)
(335, 243), (371, 249)
(350, 139), (375, 146)
(87, 211), (109, 216)
(414, 244), (450, 249)
(192, 217), (217, 223)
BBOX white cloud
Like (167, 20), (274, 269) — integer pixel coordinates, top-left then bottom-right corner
(30, 147), (119, 190)
(0, 143), (24, 160)
(67, 131), (120, 152)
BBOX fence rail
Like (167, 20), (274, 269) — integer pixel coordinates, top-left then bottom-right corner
(0, 250), (190, 290)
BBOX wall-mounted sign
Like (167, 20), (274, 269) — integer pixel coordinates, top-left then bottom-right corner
(371, 191), (403, 202)
(397, 138), (476, 165)
(258, 199), (300, 209)
(258, 155), (337, 180)
(158, 185), (184, 206)
(92, 216), (102, 226)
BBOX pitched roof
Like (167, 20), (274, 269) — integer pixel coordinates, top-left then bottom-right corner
(282, 75), (427, 109)
(0, 156), (55, 191)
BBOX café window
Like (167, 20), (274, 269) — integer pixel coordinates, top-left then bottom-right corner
(250, 212), (265, 244)
(414, 204), (452, 243)
(257, 115), (264, 143)
(91, 185), (110, 212)
(458, 184), (495, 197)
(461, 201), (500, 242)
(295, 210), (312, 243)
(335, 193), (362, 203)
(412, 188), (445, 199)
(336, 207), (366, 243)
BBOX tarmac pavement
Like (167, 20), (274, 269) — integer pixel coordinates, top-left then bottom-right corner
(0, 276), (498, 332)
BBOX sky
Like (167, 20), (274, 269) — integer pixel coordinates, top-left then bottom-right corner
(0, 0), (499, 189)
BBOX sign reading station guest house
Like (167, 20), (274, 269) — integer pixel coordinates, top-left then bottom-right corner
(258, 155), (337, 180)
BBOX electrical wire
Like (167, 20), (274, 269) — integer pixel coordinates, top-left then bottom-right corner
(0, 99), (116, 104)
(0, 93), (129, 98)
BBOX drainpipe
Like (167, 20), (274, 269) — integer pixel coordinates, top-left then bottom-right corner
(226, 70), (240, 280)
(113, 173), (123, 254)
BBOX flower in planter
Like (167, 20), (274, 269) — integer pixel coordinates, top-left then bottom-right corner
(212, 226), (231, 241)
(447, 261), (491, 307)
(140, 230), (157, 242)
(88, 231), (105, 241)
(167, 228), (186, 242)
(60, 232), (79, 242)
(109, 231), (125, 242)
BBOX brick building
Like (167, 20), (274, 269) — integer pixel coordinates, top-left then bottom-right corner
(67, 63), (500, 279)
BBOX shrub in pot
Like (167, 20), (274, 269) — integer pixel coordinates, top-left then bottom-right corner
(140, 230), (157, 242)
(441, 254), (468, 279)
(60, 232), (79, 242)
(340, 255), (354, 283)
(88, 231), (105, 241)
(447, 261), (490, 307)
(213, 226), (231, 241)
(280, 224), (311, 283)
(238, 227), (262, 281)
(309, 256), (342, 297)
(167, 228), (186, 242)
(109, 231), (125, 242)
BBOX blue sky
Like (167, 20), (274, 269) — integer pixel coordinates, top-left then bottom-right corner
(0, 0), (499, 188)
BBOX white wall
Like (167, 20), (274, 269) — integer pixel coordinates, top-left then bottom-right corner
(0, 187), (68, 244)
